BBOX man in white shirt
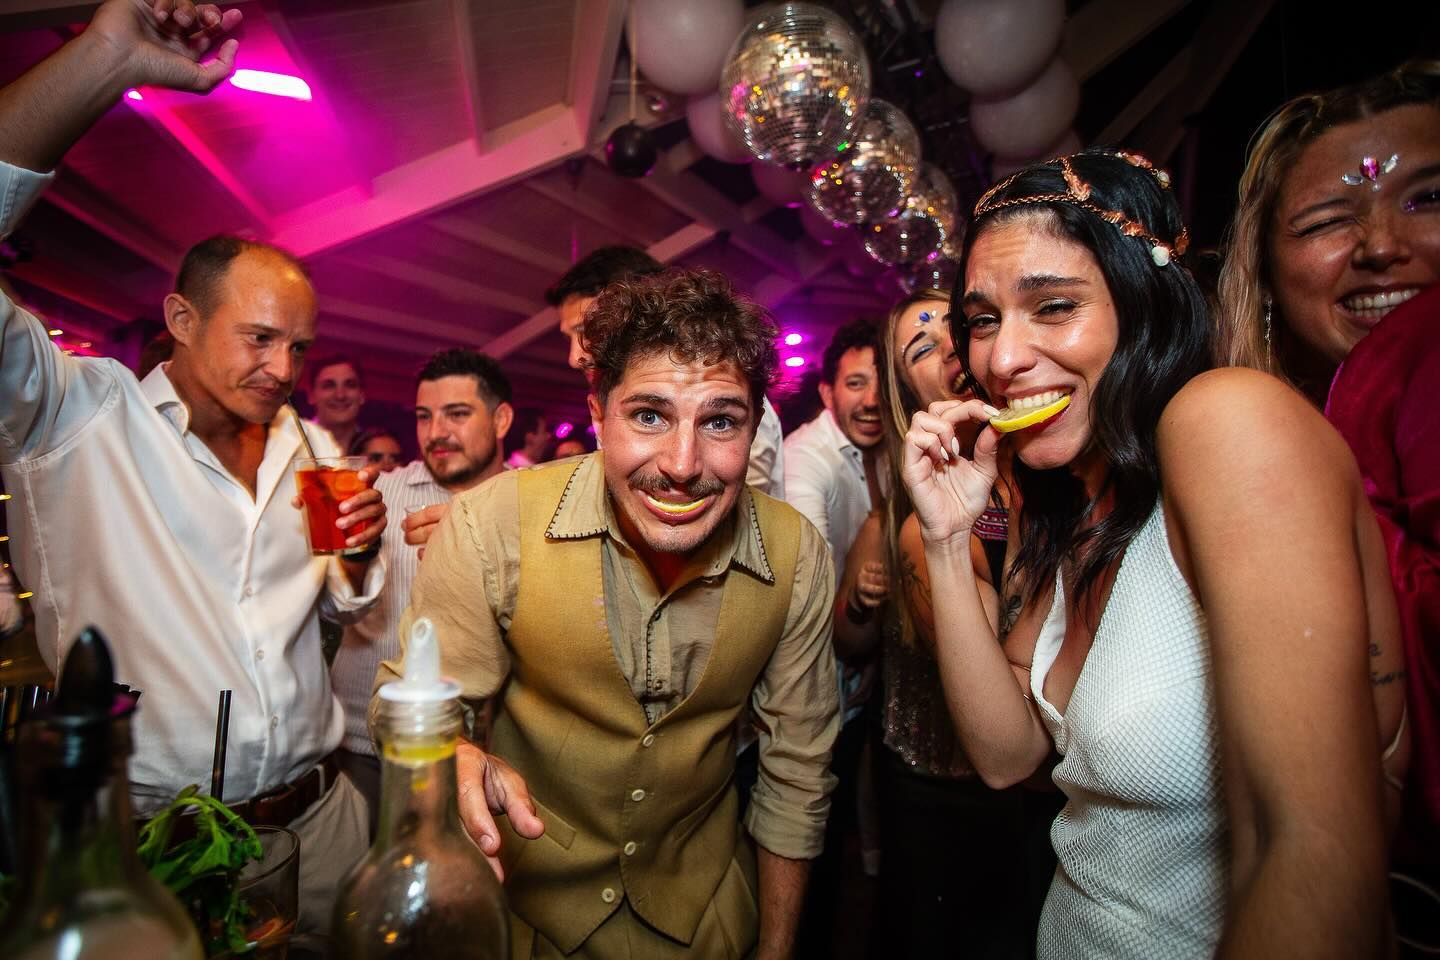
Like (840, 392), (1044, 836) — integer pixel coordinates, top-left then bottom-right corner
(781, 317), (885, 953)
(332, 348), (513, 827)
(0, 0), (386, 931)
(547, 246), (787, 499)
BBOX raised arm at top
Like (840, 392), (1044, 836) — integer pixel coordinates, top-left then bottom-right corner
(0, 0), (241, 173)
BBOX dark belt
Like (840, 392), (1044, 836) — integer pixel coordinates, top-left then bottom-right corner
(228, 752), (343, 828)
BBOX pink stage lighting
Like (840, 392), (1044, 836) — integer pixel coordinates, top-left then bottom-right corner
(784, 356), (806, 368)
(230, 69), (313, 101)
(554, 421), (575, 439)
(783, 332), (804, 346)
(125, 89), (144, 102)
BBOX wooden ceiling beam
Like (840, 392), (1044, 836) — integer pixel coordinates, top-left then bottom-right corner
(129, 100), (273, 230)
(1061, 0), (1191, 81)
(1130, 0), (1278, 161)
(627, 144), (820, 281)
(1096, 46), (1194, 146)
(319, 295), (493, 347)
(269, 0), (627, 258)
(426, 216), (572, 276)
(451, 0), (487, 148)
(5, 259), (143, 325)
(569, 0), (629, 146)
(43, 168), (185, 271)
(522, 177), (653, 245)
(331, 253), (542, 316)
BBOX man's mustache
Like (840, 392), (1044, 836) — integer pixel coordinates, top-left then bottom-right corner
(628, 471), (725, 499)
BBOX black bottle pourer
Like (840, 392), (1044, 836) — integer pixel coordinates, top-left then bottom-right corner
(20, 627), (136, 792)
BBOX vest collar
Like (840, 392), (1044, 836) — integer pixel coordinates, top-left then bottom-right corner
(545, 452), (775, 585)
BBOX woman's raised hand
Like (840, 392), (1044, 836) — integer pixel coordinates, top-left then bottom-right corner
(901, 399), (1002, 549)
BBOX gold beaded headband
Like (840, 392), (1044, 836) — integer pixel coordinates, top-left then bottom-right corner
(973, 152), (1190, 267)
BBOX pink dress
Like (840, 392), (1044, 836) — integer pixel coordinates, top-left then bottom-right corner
(1325, 283), (1440, 865)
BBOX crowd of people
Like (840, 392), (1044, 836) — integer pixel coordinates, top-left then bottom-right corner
(0, 2), (1436, 959)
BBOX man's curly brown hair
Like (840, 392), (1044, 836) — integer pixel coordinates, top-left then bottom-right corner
(583, 268), (778, 416)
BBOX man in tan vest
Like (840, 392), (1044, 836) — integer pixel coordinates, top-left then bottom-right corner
(381, 268), (840, 959)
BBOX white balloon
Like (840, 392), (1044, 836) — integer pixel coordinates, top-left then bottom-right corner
(686, 93), (752, 164)
(752, 162), (809, 208)
(970, 59), (1079, 159)
(800, 204), (849, 246)
(935, 0), (1064, 98)
(630, 0), (745, 95)
(989, 129), (1084, 179)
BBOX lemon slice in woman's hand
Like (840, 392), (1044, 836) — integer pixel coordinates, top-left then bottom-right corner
(990, 393), (1071, 433)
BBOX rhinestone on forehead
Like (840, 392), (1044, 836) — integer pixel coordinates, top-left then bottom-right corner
(1340, 153), (1399, 191)
(914, 310), (934, 328)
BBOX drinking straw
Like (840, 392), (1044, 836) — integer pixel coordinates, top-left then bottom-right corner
(288, 402), (319, 461)
(211, 689), (232, 802)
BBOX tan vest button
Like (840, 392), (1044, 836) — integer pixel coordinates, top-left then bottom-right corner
(630, 788), (646, 802)
(623, 841), (638, 856)
(641, 734), (656, 748)
(601, 887), (616, 904)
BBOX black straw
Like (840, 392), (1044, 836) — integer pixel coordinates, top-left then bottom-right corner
(211, 689), (232, 802)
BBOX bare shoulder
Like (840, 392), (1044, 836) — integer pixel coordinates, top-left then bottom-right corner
(1157, 368), (1358, 498)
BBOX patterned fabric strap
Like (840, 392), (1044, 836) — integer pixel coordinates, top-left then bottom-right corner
(974, 504), (1008, 542)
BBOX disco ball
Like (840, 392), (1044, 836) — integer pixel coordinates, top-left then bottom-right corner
(898, 257), (960, 295)
(808, 98), (920, 224)
(720, 2), (871, 170)
(864, 164), (959, 266)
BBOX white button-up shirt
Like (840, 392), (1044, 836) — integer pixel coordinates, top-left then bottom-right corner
(0, 161), (384, 812)
(331, 459), (449, 755)
(783, 408), (872, 579)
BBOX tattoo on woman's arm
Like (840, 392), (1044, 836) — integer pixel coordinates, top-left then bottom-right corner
(999, 594), (1021, 639)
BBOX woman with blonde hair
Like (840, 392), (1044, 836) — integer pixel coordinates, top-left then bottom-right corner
(1217, 59), (1440, 401)
(1218, 58), (1440, 947)
(836, 287), (1052, 956)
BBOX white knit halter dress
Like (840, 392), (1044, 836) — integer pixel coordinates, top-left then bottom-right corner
(1029, 504), (1228, 958)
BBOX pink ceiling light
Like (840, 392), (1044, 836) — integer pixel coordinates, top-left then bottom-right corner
(783, 332), (804, 346)
(554, 421), (575, 439)
(229, 69), (313, 101)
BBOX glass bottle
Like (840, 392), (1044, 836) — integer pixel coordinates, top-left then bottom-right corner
(0, 628), (202, 960)
(331, 618), (509, 957)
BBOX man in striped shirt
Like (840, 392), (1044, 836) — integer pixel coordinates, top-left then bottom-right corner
(330, 348), (514, 825)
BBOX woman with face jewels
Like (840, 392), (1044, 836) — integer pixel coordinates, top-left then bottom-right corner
(903, 149), (1402, 958)
(1218, 65), (1440, 947)
(833, 289), (1059, 958)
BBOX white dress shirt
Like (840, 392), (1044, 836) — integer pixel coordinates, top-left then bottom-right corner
(783, 408), (872, 577)
(0, 160), (384, 812)
(331, 459), (450, 755)
(747, 396), (787, 500)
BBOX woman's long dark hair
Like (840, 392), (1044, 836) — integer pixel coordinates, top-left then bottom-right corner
(950, 150), (1214, 616)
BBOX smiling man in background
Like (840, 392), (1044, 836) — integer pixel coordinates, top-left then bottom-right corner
(780, 317), (887, 954)
(332, 348), (512, 825)
(307, 354), (366, 453)
(379, 268), (839, 959)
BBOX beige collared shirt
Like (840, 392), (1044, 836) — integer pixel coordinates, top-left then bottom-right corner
(379, 454), (839, 858)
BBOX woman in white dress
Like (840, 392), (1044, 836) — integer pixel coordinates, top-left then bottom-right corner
(901, 149), (1403, 958)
